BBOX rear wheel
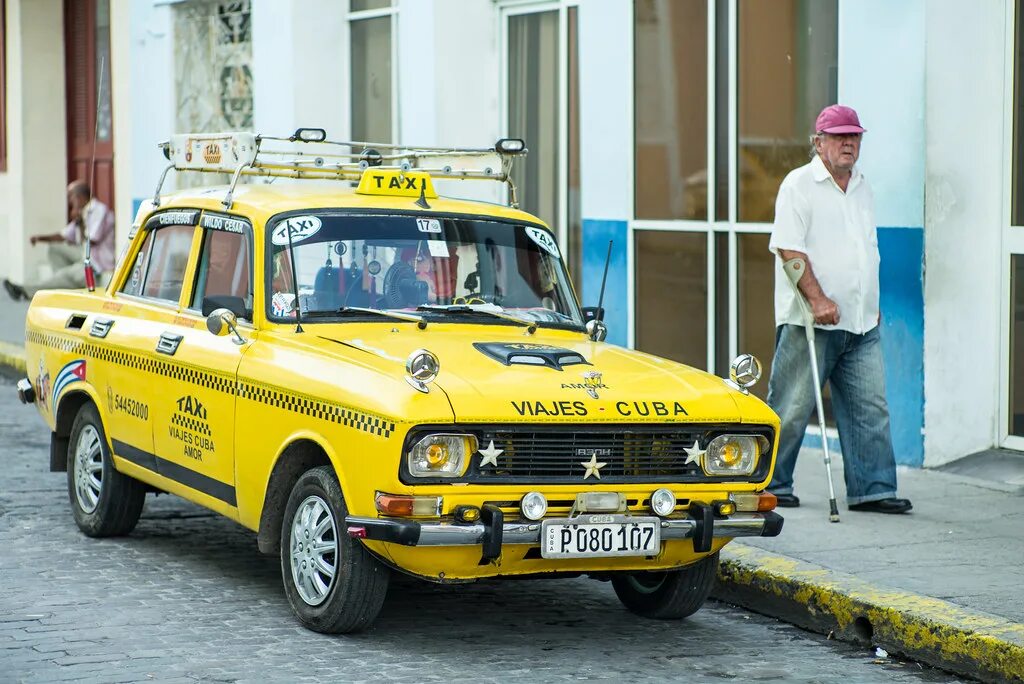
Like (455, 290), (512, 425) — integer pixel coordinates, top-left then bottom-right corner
(280, 466), (390, 633)
(611, 553), (719, 619)
(67, 403), (146, 537)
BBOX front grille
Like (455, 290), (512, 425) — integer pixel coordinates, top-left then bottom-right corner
(401, 424), (772, 485)
(477, 429), (702, 480)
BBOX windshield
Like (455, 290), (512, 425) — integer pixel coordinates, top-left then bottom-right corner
(266, 213), (584, 329)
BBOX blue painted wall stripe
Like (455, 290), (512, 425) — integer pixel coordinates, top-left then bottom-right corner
(877, 226), (924, 467)
(581, 219), (629, 348)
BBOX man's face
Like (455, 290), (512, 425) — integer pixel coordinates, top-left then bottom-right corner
(67, 188), (87, 215)
(815, 133), (861, 172)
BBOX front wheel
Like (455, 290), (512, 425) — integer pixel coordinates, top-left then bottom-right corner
(611, 552), (719, 619)
(67, 402), (146, 537)
(280, 466), (390, 633)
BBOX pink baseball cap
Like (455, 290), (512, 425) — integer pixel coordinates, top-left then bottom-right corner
(815, 104), (866, 134)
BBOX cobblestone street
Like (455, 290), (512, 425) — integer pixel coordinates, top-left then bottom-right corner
(0, 385), (965, 683)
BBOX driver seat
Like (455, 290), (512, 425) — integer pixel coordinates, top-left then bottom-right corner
(313, 263), (346, 311)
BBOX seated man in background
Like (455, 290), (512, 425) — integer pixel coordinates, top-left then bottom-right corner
(4, 180), (115, 301)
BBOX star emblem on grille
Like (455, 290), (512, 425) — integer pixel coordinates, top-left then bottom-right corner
(477, 440), (503, 468)
(580, 453), (607, 480)
(684, 441), (704, 466)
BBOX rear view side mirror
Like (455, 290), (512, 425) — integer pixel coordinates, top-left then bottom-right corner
(582, 306), (607, 341)
(206, 307), (246, 345)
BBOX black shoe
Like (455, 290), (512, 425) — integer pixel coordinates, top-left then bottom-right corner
(774, 493), (800, 508)
(2, 279), (27, 301)
(849, 498), (912, 514)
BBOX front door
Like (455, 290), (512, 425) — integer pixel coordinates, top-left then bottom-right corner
(64, 0), (114, 207)
(116, 212), (252, 515)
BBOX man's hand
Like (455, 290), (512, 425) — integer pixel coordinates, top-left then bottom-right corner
(29, 236), (38, 247)
(810, 295), (840, 326)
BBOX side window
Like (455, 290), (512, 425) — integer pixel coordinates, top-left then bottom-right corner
(191, 227), (253, 317)
(120, 231), (154, 297)
(140, 225), (195, 302)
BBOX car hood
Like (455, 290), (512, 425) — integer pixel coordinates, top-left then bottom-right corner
(314, 326), (749, 424)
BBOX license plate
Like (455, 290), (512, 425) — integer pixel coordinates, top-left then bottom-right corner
(540, 515), (661, 559)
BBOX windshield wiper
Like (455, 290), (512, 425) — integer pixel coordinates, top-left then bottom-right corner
(305, 306), (427, 329)
(416, 304), (537, 334)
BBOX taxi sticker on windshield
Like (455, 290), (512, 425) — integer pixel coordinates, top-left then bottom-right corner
(271, 216), (322, 246)
(417, 218), (442, 234)
(525, 227), (560, 258)
(427, 241), (449, 258)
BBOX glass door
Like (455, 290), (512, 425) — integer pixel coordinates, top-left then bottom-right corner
(1003, 1), (1024, 449)
(502, 2), (582, 293)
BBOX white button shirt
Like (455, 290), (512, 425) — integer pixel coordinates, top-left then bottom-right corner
(769, 154), (879, 335)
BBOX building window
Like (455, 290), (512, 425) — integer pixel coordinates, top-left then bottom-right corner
(633, 0), (837, 387)
(174, 1), (253, 133)
(350, 1), (395, 143)
(1, 0), (7, 172)
(505, 3), (581, 294)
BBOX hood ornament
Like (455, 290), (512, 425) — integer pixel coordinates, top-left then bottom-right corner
(405, 348), (440, 394)
(583, 371), (603, 399)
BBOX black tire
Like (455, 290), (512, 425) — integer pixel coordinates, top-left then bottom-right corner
(280, 466), (390, 634)
(67, 402), (146, 537)
(611, 552), (719, 619)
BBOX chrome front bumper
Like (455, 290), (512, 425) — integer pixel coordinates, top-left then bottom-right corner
(346, 506), (783, 560)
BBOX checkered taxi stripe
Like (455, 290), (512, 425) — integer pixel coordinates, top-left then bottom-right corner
(171, 412), (212, 436)
(27, 329), (394, 439)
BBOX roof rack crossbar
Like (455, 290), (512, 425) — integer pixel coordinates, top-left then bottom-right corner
(160, 131), (525, 187)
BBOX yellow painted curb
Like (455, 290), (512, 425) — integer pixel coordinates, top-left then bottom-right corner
(713, 544), (1024, 683)
(0, 340), (26, 375)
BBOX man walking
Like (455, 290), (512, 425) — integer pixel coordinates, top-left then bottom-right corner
(4, 181), (115, 300)
(766, 104), (912, 514)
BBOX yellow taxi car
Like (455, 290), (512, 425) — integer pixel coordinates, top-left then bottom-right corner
(17, 129), (782, 633)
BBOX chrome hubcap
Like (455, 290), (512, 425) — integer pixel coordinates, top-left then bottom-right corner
(74, 425), (103, 514)
(289, 495), (338, 606)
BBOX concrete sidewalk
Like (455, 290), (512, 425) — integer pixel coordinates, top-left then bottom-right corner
(0, 293), (1021, 681)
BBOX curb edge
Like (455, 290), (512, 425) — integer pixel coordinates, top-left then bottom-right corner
(712, 544), (1024, 683)
(0, 340), (27, 375)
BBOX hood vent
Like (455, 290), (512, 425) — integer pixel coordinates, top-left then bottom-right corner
(474, 342), (588, 371)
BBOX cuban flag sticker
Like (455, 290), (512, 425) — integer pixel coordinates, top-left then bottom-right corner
(52, 359), (87, 408)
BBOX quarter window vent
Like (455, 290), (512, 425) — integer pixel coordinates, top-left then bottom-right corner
(65, 314), (87, 330)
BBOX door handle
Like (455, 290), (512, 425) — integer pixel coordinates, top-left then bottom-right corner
(156, 332), (183, 356)
(89, 317), (114, 338)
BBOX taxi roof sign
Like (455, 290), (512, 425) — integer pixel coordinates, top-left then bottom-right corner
(357, 170), (439, 199)
(167, 132), (258, 173)
(154, 130), (528, 210)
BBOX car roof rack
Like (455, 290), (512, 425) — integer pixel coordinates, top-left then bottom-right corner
(153, 128), (528, 211)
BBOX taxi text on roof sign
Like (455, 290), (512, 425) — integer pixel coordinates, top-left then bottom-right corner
(357, 170), (439, 199)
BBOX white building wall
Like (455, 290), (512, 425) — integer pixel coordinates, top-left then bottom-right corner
(0, 0), (67, 284)
(252, 0), (347, 141)
(124, 1), (173, 227)
(839, 0), (925, 229)
(923, 0), (1006, 466)
(578, 0), (632, 222)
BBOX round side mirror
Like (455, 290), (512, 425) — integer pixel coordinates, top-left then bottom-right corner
(586, 319), (608, 342)
(206, 307), (236, 337)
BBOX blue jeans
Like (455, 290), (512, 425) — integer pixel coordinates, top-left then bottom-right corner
(766, 324), (898, 505)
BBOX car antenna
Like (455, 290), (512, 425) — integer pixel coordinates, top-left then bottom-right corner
(285, 226), (304, 333)
(83, 56), (107, 293)
(596, 240), (613, 323)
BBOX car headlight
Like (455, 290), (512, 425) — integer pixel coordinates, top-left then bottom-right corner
(703, 434), (760, 476)
(407, 434), (477, 478)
